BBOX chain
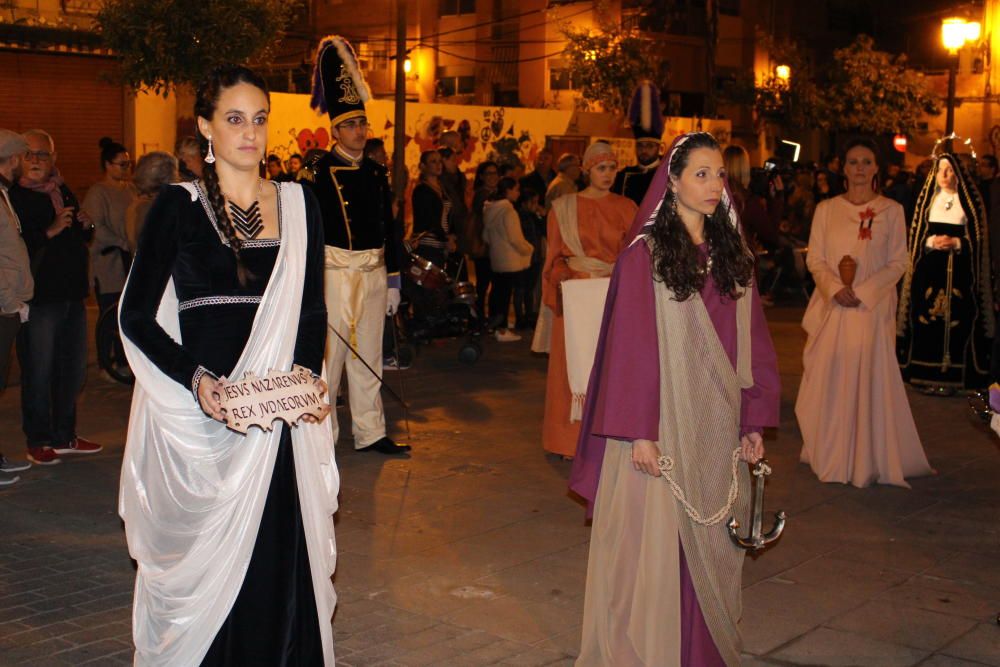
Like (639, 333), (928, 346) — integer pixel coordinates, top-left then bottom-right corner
(656, 448), (741, 527)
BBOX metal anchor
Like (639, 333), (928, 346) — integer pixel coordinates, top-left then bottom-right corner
(728, 459), (786, 552)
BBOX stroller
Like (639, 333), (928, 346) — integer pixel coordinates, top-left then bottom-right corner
(397, 242), (483, 365)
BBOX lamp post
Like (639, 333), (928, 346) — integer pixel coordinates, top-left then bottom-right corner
(941, 17), (981, 147)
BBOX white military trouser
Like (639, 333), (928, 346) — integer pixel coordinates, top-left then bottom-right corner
(323, 246), (388, 449)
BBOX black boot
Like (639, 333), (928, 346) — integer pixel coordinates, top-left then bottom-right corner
(360, 436), (411, 455)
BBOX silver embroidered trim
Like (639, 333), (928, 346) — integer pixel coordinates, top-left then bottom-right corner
(191, 365), (212, 401)
(193, 181), (228, 245)
(193, 181), (285, 246)
(179, 296), (262, 312)
(242, 238), (281, 248)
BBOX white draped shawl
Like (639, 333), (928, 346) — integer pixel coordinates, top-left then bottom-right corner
(118, 182), (339, 666)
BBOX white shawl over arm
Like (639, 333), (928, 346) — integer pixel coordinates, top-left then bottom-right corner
(118, 182), (339, 666)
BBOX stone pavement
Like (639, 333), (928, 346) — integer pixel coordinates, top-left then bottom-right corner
(0, 305), (998, 666)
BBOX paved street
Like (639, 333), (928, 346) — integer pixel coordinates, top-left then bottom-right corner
(0, 305), (998, 666)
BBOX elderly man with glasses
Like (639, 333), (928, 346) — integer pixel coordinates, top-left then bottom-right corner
(8, 129), (102, 466)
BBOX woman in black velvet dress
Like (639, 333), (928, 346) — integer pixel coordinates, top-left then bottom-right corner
(118, 66), (338, 666)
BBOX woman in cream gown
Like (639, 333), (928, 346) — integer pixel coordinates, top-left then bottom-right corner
(796, 138), (932, 487)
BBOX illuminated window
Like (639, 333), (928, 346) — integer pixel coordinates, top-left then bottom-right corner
(549, 68), (575, 91)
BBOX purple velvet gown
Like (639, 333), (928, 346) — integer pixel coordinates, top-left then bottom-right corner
(569, 237), (781, 663)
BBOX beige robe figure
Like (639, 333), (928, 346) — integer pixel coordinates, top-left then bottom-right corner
(797, 195), (932, 487)
(536, 193), (635, 457)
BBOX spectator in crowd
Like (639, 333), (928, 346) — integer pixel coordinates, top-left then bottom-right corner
(882, 162), (911, 205)
(364, 138), (388, 166)
(499, 160), (524, 182)
(126, 151), (178, 252)
(723, 145), (783, 252)
(545, 153), (581, 210)
(820, 153), (844, 197)
(84, 137), (136, 315)
(976, 154), (997, 214)
(9, 129), (101, 465)
(366, 138), (408, 219)
(175, 136), (202, 181)
(786, 169), (816, 241)
(520, 148), (554, 205)
(287, 153), (304, 179)
(411, 150), (454, 268)
(439, 130), (464, 156)
(265, 154), (289, 181)
(467, 160), (500, 320)
(516, 184), (545, 328)
(483, 177), (534, 342)
(439, 147), (469, 257)
(814, 170), (834, 203)
(0, 129), (33, 485)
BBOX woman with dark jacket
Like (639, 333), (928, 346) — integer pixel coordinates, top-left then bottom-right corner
(411, 150), (454, 268)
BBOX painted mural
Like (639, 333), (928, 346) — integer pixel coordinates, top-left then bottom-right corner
(266, 93), (731, 179)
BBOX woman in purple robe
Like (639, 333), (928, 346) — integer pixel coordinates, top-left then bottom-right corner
(569, 133), (781, 666)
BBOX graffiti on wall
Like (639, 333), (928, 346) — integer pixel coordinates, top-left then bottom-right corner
(266, 93), (732, 181)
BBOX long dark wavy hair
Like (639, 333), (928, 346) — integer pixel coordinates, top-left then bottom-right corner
(194, 65), (270, 284)
(649, 132), (754, 301)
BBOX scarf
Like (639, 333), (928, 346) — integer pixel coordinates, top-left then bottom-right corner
(18, 169), (66, 212)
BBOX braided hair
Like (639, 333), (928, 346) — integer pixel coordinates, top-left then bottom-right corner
(193, 65), (270, 285)
(649, 132), (754, 302)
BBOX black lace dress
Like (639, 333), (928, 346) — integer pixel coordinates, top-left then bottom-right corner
(119, 182), (327, 666)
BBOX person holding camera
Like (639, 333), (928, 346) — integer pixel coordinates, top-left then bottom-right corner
(9, 129), (101, 466)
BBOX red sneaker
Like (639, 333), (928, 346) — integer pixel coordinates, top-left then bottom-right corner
(27, 447), (62, 465)
(52, 438), (103, 455)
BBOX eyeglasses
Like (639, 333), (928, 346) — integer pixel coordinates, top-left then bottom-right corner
(24, 150), (52, 162)
(338, 119), (370, 131)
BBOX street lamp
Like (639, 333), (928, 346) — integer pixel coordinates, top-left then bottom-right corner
(941, 17), (982, 140)
(775, 64), (791, 84)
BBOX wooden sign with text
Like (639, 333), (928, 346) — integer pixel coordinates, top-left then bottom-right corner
(218, 365), (330, 434)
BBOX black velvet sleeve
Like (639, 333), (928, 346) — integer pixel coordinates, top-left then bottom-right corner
(292, 186), (328, 375)
(119, 187), (202, 390)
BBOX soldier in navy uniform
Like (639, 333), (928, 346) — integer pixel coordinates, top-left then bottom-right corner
(612, 81), (665, 206)
(303, 35), (410, 454)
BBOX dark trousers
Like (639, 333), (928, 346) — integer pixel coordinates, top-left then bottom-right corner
(16, 300), (87, 448)
(515, 262), (538, 324)
(489, 270), (527, 329)
(472, 256), (493, 321)
(96, 291), (120, 315)
(0, 314), (20, 389)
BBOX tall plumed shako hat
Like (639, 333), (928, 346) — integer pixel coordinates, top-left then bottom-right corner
(310, 35), (372, 127)
(627, 80), (665, 145)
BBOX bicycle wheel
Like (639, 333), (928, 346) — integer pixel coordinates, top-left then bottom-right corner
(96, 306), (134, 385)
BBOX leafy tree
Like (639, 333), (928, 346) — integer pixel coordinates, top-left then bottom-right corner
(738, 33), (939, 136)
(96, 0), (298, 94)
(819, 35), (940, 134)
(560, 12), (659, 114)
